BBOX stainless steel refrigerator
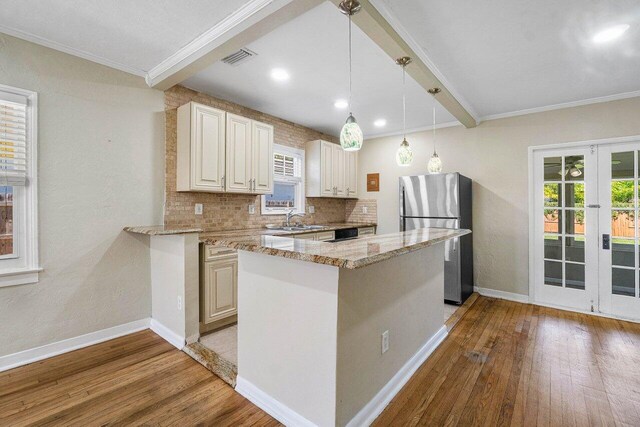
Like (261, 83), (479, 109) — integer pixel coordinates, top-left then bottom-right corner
(399, 173), (473, 304)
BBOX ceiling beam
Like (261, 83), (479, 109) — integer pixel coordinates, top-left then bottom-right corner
(146, 0), (324, 90)
(330, 0), (478, 128)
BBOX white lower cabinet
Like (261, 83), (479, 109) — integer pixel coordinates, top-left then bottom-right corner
(293, 231), (335, 241)
(201, 248), (238, 324)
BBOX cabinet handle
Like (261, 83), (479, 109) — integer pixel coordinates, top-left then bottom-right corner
(222, 175), (225, 188)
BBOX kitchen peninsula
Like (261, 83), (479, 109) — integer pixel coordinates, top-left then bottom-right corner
(202, 226), (469, 426)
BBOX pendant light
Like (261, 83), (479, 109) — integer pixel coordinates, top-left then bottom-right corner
(427, 88), (443, 174)
(395, 56), (413, 167)
(338, 0), (363, 151)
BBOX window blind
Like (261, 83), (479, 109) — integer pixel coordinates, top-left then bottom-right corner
(274, 152), (301, 179)
(0, 91), (27, 186)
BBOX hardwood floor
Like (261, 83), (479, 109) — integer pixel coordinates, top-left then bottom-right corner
(375, 296), (640, 426)
(2, 296), (640, 426)
(0, 331), (278, 426)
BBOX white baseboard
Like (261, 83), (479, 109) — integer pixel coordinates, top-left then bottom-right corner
(0, 318), (151, 373)
(346, 325), (449, 427)
(235, 376), (316, 427)
(474, 286), (530, 304)
(149, 319), (185, 349)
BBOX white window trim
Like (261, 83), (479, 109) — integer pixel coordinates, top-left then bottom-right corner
(261, 145), (305, 216)
(0, 83), (40, 288)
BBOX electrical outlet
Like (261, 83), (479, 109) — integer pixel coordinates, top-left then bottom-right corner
(177, 296), (182, 311)
(308, 205), (315, 214)
(362, 206), (368, 214)
(248, 204), (256, 215)
(382, 330), (389, 354)
(195, 204), (203, 215)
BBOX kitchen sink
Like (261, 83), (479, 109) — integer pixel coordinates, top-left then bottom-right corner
(266, 224), (327, 232)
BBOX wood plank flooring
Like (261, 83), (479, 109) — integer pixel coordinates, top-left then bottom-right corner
(2, 296), (640, 426)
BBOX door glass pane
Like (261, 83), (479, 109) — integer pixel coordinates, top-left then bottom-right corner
(544, 157), (562, 180)
(544, 209), (561, 234)
(612, 239), (635, 267)
(564, 183), (584, 208)
(565, 236), (584, 263)
(611, 210), (635, 238)
(565, 210), (584, 235)
(544, 183), (561, 207)
(565, 263), (585, 290)
(612, 151), (634, 179)
(545, 261), (562, 286)
(612, 267), (635, 296)
(544, 235), (562, 260)
(565, 155), (585, 181)
(612, 180), (634, 208)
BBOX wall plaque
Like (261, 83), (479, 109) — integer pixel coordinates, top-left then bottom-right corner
(367, 173), (380, 192)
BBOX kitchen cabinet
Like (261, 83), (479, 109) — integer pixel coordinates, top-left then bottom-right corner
(306, 140), (358, 198)
(345, 150), (358, 198)
(177, 102), (273, 194)
(293, 230), (336, 241)
(358, 226), (375, 236)
(176, 102), (225, 192)
(201, 246), (238, 324)
(251, 121), (274, 194)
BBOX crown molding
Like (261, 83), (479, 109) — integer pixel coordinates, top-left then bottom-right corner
(480, 89), (640, 122)
(0, 24), (146, 77)
(368, 0), (480, 124)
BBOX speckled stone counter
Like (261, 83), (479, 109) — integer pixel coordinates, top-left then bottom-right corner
(202, 227), (470, 269)
(124, 225), (203, 235)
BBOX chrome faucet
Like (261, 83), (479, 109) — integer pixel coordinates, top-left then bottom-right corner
(285, 209), (305, 227)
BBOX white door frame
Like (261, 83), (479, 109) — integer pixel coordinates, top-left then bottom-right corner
(528, 135), (640, 308)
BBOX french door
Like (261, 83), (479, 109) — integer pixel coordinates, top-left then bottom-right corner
(533, 139), (640, 320)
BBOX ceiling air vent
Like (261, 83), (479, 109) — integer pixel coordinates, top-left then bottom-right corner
(221, 48), (258, 66)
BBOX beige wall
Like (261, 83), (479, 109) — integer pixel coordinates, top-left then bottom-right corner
(359, 97), (640, 296)
(164, 85), (348, 230)
(0, 34), (165, 357)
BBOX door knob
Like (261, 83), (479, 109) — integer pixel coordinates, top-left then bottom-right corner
(602, 234), (610, 250)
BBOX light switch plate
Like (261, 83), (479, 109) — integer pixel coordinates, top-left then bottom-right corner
(382, 330), (389, 354)
(195, 204), (203, 215)
(248, 204), (256, 215)
(362, 206), (368, 214)
(308, 205), (315, 214)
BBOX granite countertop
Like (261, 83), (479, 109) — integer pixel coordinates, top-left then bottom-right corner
(198, 222), (376, 241)
(201, 227), (470, 269)
(124, 222), (375, 237)
(124, 225), (203, 235)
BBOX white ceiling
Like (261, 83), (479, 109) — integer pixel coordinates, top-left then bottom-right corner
(0, 0), (252, 74)
(380, 0), (640, 118)
(183, 2), (456, 137)
(1, 0), (639, 133)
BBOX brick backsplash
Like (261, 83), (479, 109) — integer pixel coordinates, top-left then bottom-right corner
(346, 199), (378, 224)
(164, 85), (350, 231)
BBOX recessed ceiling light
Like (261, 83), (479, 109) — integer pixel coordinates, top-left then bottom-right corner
(374, 119), (387, 127)
(270, 68), (290, 81)
(592, 24), (630, 44)
(334, 99), (349, 109)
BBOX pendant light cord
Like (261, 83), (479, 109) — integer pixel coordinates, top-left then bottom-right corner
(402, 64), (406, 139)
(432, 101), (436, 154)
(348, 13), (353, 113)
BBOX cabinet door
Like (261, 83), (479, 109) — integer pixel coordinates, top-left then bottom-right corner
(320, 142), (334, 197)
(345, 151), (358, 198)
(251, 121), (274, 194)
(294, 233), (316, 240)
(202, 257), (238, 324)
(332, 144), (346, 197)
(226, 113), (252, 193)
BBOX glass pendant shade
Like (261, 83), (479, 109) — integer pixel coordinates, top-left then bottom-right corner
(340, 113), (363, 151)
(427, 151), (442, 174)
(396, 138), (413, 166)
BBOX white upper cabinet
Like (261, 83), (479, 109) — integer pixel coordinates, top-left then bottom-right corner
(176, 102), (225, 192)
(176, 102), (273, 194)
(251, 121), (274, 194)
(306, 140), (358, 198)
(345, 150), (358, 198)
(226, 113), (252, 193)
